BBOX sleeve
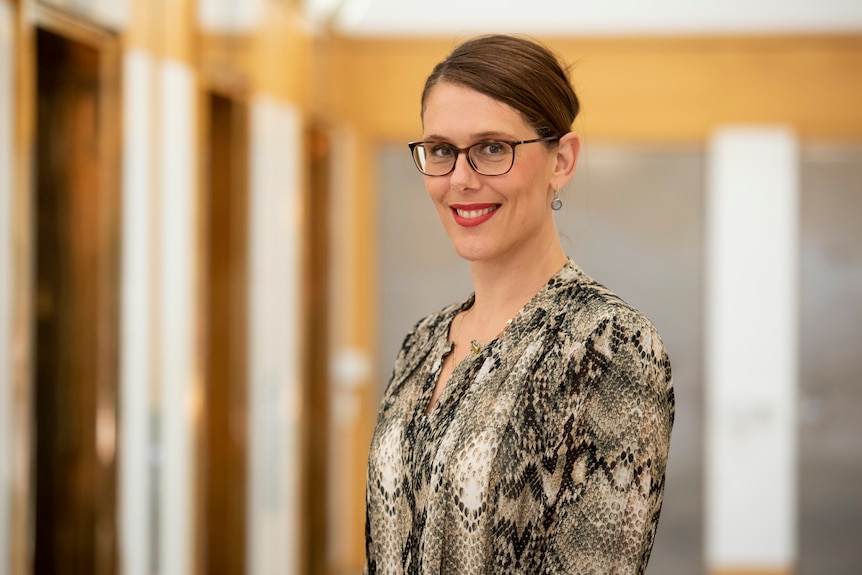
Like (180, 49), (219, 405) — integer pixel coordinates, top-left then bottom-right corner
(541, 315), (674, 575)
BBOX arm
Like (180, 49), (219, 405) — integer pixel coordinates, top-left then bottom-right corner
(542, 317), (674, 575)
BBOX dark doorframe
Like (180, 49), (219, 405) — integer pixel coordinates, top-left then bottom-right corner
(197, 90), (250, 575)
(302, 123), (332, 575)
(32, 15), (120, 575)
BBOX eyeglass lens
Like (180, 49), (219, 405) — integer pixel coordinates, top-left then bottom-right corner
(413, 141), (514, 176)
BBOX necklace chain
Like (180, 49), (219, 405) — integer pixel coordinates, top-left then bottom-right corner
(453, 306), (472, 350)
(453, 306), (514, 355)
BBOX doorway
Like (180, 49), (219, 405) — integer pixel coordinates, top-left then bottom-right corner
(198, 91), (250, 575)
(33, 26), (120, 575)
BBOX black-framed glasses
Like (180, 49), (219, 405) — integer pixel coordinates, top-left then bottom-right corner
(408, 135), (561, 176)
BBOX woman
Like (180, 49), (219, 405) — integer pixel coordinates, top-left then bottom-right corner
(365, 34), (674, 575)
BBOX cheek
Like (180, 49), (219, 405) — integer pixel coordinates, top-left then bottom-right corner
(424, 178), (449, 205)
(511, 176), (548, 209)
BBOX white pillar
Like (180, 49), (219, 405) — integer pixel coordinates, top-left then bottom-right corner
(0, 2), (14, 571)
(158, 59), (198, 575)
(119, 48), (154, 575)
(705, 127), (799, 573)
(247, 95), (303, 575)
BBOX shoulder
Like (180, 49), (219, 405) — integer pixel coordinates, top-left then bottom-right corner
(548, 262), (665, 349)
(546, 262), (673, 406)
(536, 266), (674, 455)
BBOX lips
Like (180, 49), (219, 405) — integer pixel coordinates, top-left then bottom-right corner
(451, 203), (500, 227)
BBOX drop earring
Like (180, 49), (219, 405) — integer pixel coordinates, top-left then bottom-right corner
(551, 190), (563, 211)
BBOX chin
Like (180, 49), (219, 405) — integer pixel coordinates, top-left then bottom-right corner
(451, 242), (496, 263)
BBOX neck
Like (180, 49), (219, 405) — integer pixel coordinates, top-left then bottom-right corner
(467, 240), (568, 332)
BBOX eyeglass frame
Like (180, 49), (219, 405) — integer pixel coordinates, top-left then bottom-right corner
(407, 135), (562, 177)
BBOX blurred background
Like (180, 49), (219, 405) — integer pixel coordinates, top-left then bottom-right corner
(0, 1), (860, 574)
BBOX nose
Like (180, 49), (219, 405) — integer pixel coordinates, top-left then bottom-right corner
(448, 149), (480, 189)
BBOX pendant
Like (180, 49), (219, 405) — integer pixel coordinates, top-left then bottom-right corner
(470, 340), (481, 354)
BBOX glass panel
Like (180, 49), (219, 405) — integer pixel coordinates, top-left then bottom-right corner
(376, 143), (705, 574)
(561, 144), (704, 574)
(798, 144), (862, 575)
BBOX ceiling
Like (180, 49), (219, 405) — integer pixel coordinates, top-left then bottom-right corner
(304, 0), (862, 37)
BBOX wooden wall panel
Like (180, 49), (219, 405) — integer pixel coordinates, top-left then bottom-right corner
(327, 35), (862, 142)
(252, 3), (312, 107)
(125, 0), (194, 61)
(162, 0), (194, 62)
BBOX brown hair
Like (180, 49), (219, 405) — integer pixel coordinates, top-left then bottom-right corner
(421, 34), (580, 140)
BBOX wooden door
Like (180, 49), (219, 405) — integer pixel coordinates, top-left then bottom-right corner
(33, 25), (119, 575)
(199, 91), (249, 575)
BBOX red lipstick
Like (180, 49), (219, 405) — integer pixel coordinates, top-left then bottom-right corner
(451, 203), (500, 227)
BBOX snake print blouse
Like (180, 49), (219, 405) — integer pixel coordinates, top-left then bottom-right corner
(365, 260), (674, 575)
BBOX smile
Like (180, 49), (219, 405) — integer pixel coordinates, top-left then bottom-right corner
(451, 203), (500, 227)
(456, 206), (497, 219)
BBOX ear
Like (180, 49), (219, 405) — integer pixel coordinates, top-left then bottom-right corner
(551, 132), (580, 189)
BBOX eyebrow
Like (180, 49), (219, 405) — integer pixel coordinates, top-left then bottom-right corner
(421, 130), (518, 142)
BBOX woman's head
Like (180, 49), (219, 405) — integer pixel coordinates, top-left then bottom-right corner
(421, 34), (580, 140)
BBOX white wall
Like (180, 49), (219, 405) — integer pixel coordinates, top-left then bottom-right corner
(197, 0), (264, 32)
(319, 0), (862, 35)
(40, 0), (128, 29)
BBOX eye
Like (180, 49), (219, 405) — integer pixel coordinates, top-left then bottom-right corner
(475, 141), (509, 157)
(429, 143), (455, 158)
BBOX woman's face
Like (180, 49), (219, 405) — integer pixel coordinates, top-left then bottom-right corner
(420, 82), (573, 266)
